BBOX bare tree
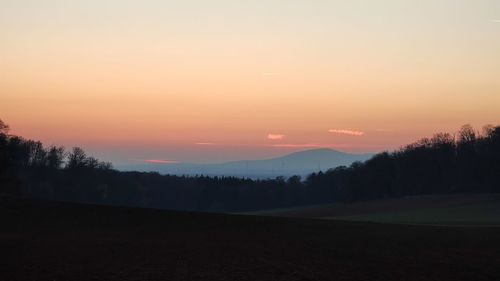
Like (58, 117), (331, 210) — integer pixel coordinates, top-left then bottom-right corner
(47, 146), (66, 169)
(0, 119), (9, 135)
(458, 124), (476, 144)
(67, 147), (87, 169)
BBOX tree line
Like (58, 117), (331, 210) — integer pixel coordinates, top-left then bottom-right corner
(1, 118), (499, 212)
(305, 124), (500, 203)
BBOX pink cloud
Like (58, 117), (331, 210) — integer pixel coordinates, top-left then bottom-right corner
(328, 129), (365, 136)
(195, 142), (219, 145)
(267, 134), (285, 140)
(142, 159), (179, 164)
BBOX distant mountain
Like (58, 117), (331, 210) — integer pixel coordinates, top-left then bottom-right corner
(118, 148), (373, 179)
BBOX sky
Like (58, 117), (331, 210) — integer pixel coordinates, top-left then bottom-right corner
(1, 0), (500, 164)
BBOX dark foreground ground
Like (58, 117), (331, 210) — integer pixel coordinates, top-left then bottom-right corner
(2, 197), (500, 281)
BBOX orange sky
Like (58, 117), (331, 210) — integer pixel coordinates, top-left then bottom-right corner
(1, 0), (500, 164)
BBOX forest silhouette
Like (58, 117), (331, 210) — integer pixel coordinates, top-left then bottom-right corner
(1, 118), (499, 212)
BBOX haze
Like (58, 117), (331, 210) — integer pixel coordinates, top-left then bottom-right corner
(1, 0), (499, 164)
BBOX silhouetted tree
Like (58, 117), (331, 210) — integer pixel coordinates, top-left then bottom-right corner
(47, 146), (66, 169)
(1, 117), (499, 212)
(67, 147), (87, 169)
(0, 119), (9, 136)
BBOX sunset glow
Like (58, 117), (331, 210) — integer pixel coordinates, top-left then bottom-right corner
(1, 0), (499, 165)
(267, 134), (286, 140)
(328, 130), (365, 137)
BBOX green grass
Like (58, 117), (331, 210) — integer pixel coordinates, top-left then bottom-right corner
(333, 201), (500, 225)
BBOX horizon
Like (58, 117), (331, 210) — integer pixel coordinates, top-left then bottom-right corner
(2, 0), (500, 165)
(115, 147), (374, 167)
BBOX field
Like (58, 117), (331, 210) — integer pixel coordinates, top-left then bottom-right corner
(255, 194), (500, 225)
(2, 196), (500, 281)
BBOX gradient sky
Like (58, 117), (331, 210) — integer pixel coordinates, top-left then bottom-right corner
(1, 0), (500, 164)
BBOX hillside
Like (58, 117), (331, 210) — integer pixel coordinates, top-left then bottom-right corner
(253, 194), (500, 225)
(2, 197), (500, 281)
(119, 148), (373, 178)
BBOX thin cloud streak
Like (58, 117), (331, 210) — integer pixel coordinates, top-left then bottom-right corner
(141, 159), (179, 164)
(328, 129), (365, 136)
(267, 134), (285, 140)
(195, 142), (220, 145)
(264, 143), (381, 149)
(490, 19), (500, 23)
(195, 142), (333, 148)
(191, 142), (381, 150)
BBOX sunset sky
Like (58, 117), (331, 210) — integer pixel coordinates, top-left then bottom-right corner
(1, 0), (500, 164)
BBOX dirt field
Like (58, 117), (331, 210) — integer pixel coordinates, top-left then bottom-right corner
(2, 196), (500, 281)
